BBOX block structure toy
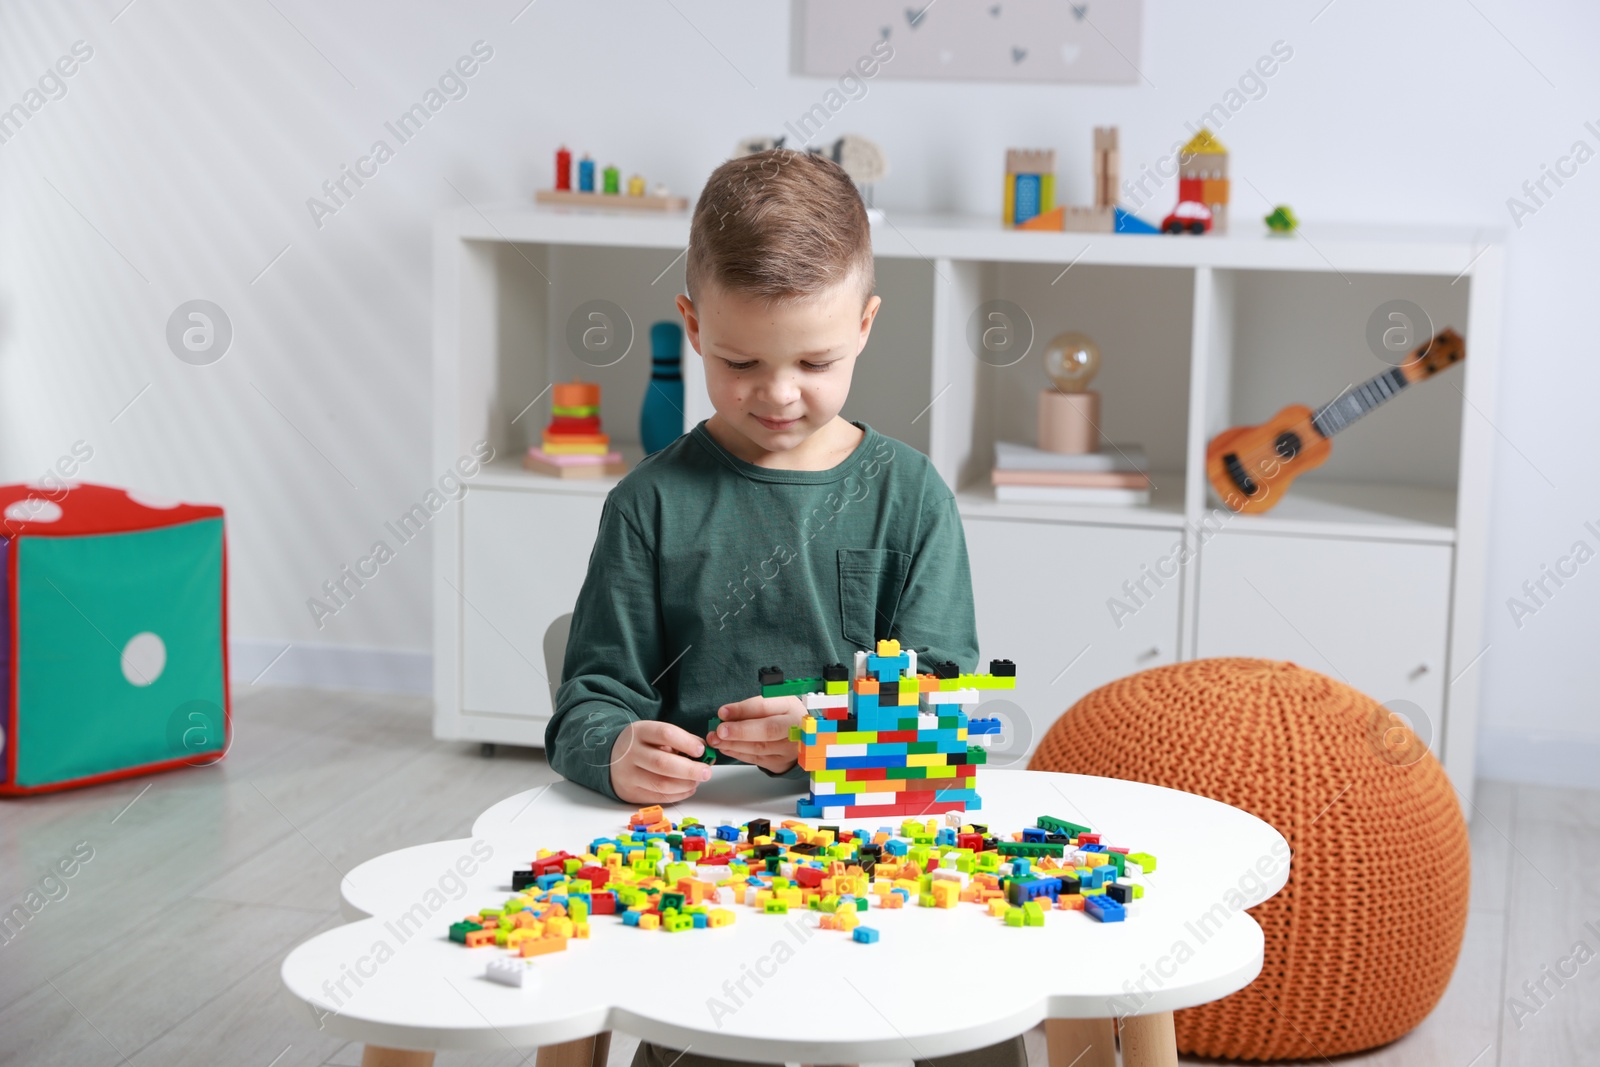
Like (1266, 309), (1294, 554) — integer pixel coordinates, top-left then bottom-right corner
(523, 380), (629, 478)
(1007, 128), (1124, 233)
(1003, 148), (1056, 228)
(1176, 128), (1229, 235)
(772, 639), (1016, 819)
(0, 483), (229, 795)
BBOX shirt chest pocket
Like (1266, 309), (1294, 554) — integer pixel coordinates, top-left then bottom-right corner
(837, 548), (912, 648)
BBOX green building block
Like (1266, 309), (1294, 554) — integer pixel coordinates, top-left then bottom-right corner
(1127, 851), (1158, 873)
(1037, 815), (1092, 837)
(761, 678), (824, 698)
(1023, 901), (1045, 926)
(1004, 907), (1025, 927)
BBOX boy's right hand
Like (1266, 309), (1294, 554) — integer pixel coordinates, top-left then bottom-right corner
(608, 720), (714, 804)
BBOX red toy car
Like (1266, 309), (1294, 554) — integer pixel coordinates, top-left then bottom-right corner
(1162, 200), (1213, 235)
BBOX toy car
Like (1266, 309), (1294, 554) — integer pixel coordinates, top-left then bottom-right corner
(1162, 200), (1212, 235)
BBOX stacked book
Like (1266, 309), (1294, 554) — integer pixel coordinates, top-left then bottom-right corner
(991, 440), (1150, 505)
(523, 381), (629, 479)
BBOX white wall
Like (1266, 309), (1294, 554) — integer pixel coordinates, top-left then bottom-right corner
(2, 1), (1596, 783)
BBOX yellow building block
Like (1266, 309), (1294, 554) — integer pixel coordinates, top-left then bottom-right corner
(638, 913), (661, 930)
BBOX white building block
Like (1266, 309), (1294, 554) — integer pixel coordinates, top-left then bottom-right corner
(486, 957), (539, 988)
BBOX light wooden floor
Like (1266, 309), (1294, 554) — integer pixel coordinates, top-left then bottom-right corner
(0, 686), (1593, 1067)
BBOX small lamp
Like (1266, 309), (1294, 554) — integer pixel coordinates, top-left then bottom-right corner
(1038, 331), (1101, 454)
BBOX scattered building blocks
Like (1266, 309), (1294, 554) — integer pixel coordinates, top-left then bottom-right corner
(448, 806), (1149, 975)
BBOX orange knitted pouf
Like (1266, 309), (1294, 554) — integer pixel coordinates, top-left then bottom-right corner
(1029, 658), (1469, 1060)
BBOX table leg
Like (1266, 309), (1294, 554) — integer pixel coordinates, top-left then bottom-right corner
(535, 1033), (611, 1067)
(1045, 1018), (1116, 1067)
(359, 1048), (434, 1067)
(1118, 1012), (1178, 1067)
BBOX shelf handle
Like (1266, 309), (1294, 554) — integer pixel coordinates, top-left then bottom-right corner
(1409, 663), (1430, 681)
(1137, 646), (1161, 663)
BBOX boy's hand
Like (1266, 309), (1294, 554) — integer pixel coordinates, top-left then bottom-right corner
(710, 695), (806, 775)
(609, 720), (713, 804)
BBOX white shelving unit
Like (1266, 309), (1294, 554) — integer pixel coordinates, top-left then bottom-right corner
(434, 204), (1502, 805)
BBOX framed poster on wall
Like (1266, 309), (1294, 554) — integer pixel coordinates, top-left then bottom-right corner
(794, 0), (1144, 85)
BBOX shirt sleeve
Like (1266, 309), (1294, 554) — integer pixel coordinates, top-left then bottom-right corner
(897, 488), (982, 674)
(545, 494), (665, 801)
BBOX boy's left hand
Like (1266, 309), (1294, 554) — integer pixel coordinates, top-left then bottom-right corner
(709, 694), (805, 774)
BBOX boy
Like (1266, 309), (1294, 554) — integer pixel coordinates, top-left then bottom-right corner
(546, 150), (1026, 1067)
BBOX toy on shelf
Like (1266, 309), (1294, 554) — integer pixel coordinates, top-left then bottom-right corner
(639, 321), (685, 456)
(1264, 204), (1299, 234)
(762, 639), (1014, 818)
(1162, 128), (1229, 235)
(734, 134), (888, 211)
(1003, 128), (1159, 235)
(523, 380), (629, 479)
(536, 145), (687, 211)
(1206, 328), (1465, 513)
(457, 806), (1153, 978)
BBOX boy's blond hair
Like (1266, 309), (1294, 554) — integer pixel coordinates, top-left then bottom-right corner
(685, 149), (874, 310)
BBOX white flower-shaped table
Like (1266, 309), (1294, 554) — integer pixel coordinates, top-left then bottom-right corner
(281, 768), (1289, 1067)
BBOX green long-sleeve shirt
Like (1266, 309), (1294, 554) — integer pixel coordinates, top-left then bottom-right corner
(546, 419), (980, 800)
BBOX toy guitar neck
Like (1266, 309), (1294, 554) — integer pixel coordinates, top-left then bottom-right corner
(1206, 327), (1465, 514)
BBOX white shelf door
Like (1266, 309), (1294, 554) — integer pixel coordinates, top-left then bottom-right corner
(964, 518), (1184, 761)
(1195, 530), (1453, 759)
(459, 489), (605, 734)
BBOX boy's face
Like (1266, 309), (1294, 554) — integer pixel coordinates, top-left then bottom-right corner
(676, 279), (881, 460)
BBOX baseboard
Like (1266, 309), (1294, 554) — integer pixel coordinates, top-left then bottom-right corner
(230, 639), (431, 695)
(1477, 726), (1600, 791)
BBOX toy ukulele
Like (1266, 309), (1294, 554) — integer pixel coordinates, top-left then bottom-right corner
(1205, 327), (1465, 514)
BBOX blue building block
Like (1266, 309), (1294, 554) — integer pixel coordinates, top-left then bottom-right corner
(1114, 207), (1160, 234)
(1085, 895), (1126, 922)
(853, 926), (880, 944)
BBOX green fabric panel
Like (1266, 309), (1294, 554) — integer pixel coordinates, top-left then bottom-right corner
(15, 518), (226, 787)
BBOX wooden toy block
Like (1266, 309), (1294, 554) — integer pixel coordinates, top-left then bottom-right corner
(1004, 148), (1056, 227)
